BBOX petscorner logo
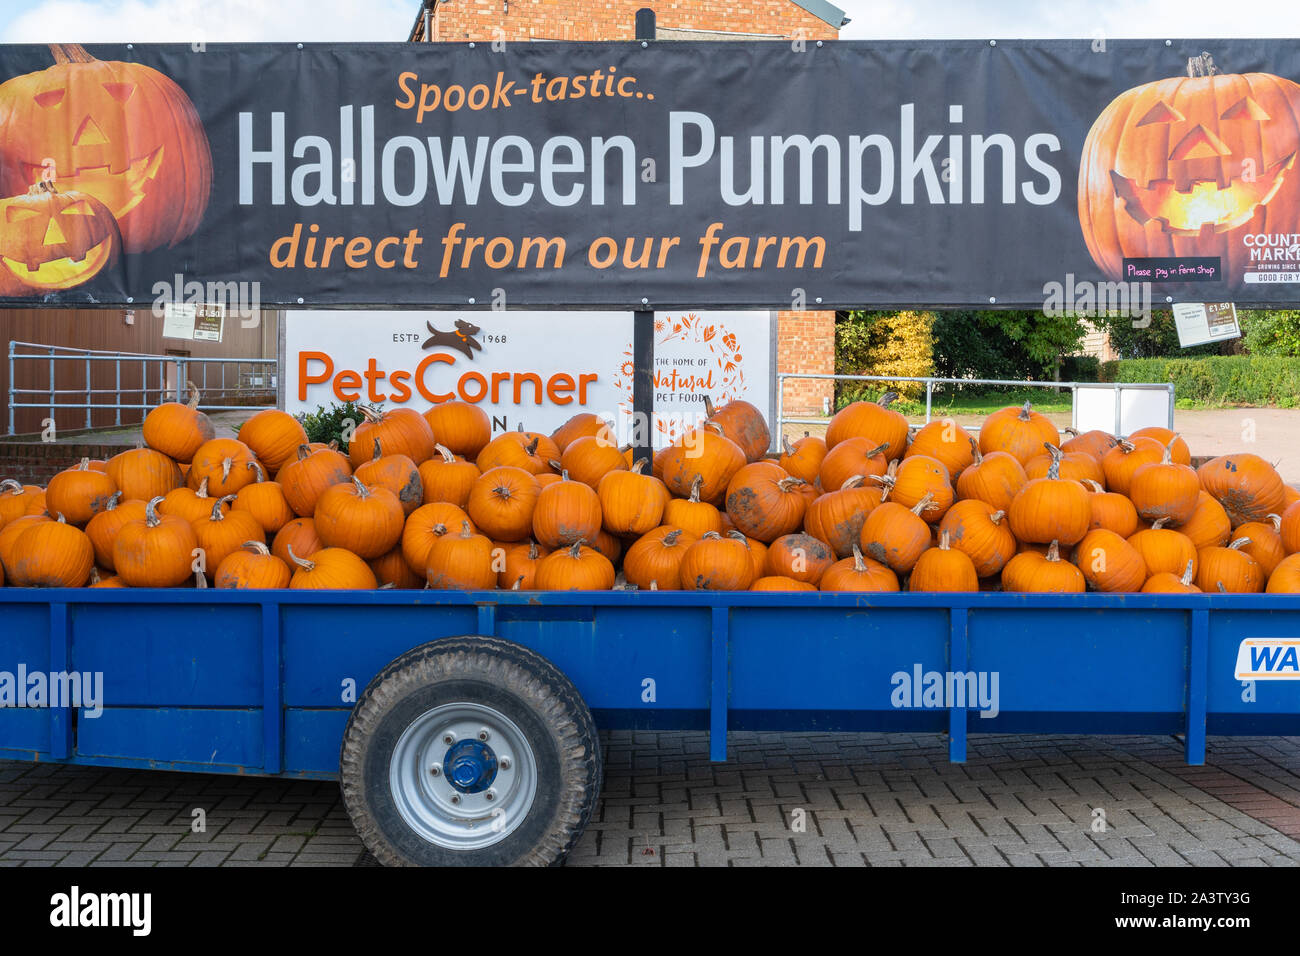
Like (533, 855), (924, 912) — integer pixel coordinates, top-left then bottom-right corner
(890, 664), (1000, 718)
(1234, 639), (1300, 680)
(0, 664), (104, 717)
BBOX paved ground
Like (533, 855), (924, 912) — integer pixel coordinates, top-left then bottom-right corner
(2, 731), (1298, 867)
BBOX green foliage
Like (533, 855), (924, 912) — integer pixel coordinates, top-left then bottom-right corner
(835, 310), (935, 402)
(295, 401), (365, 452)
(1241, 310), (1300, 357)
(1060, 355), (1100, 382)
(1094, 310), (1226, 359)
(927, 310), (1087, 381)
(1102, 356), (1300, 408)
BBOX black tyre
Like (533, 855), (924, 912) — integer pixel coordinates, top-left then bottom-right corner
(340, 636), (601, 866)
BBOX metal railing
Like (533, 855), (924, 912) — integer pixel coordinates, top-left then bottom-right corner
(776, 373), (1176, 438)
(7, 341), (277, 436)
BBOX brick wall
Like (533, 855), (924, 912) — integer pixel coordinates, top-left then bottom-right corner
(426, 1), (842, 418)
(0, 443), (131, 487)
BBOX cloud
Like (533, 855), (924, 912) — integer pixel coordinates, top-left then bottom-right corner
(1, 0), (415, 43)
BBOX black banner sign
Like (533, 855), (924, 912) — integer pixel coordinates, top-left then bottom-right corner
(0, 39), (1298, 309)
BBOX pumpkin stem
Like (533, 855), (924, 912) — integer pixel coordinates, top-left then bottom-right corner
(1118, 439), (1135, 454)
(525, 436), (540, 457)
(548, 459), (563, 472)
(211, 495), (236, 521)
(782, 435), (794, 457)
(663, 529), (683, 546)
(371, 438), (383, 462)
(55, 512), (66, 524)
(1047, 452), (1061, 481)
(910, 492), (936, 517)
(186, 381), (202, 410)
(246, 461), (265, 483)
(49, 44), (98, 65)
(89, 567), (102, 585)
(1267, 513), (1282, 532)
(703, 395), (716, 418)
(1018, 401), (1034, 421)
(649, 579), (659, 591)
(359, 405), (382, 424)
(878, 391), (899, 408)
(1080, 479), (1104, 493)
(560, 469), (571, 481)
(840, 475), (866, 490)
(1217, 581), (1228, 593)
(104, 490), (122, 511)
(968, 437), (982, 464)
(286, 543), (315, 571)
(220, 457), (233, 483)
(0, 479), (22, 496)
(435, 443), (455, 463)
(1044, 442), (1063, 464)
(295, 444), (313, 462)
(703, 421), (726, 438)
(243, 540), (271, 556)
(688, 474), (704, 503)
(196, 476), (211, 498)
(989, 509), (1006, 525)
(145, 496), (164, 528)
(851, 543), (867, 572)
(432, 523), (448, 536)
(1151, 517), (1170, 530)
(726, 530), (750, 546)
(1161, 436), (1177, 465)
(631, 457), (649, 475)
(568, 540), (583, 558)
(511, 575), (525, 591)
(75, 457), (90, 471)
(867, 441), (890, 459)
(1063, 427), (1079, 437)
(460, 520), (474, 539)
(1181, 560), (1195, 586)
(1228, 536), (1252, 550)
(351, 476), (370, 498)
(527, 539), (539, 559)
(777, 476), (804, 493)
(1187, 51), (1219, 77)
(938, 528), (951, 550)
(1046, 539), (1062, 562)
(702, 531), (722, 541)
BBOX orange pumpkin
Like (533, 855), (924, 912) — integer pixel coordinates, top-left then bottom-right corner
(419, 444), (480, 508)
(1001, 540), (1085, 593)
(763, 532), (835, 585)
(0, 182), (121, 290)
(351, 405), (435, 467)
(271, 517), (323, 569)
(662, 475), (723, 539)
(286, 545), (378, 590)
(818, 438), (890, 496)
(236, 409), (309, 474)
(1172, 491), (1232, 550)
(623, 526), (697, 591)
(495, 539), (551, 590)
(819, 545), (900, 592)
(425, 520), (497, 590)
(825, 393), (909, 461)
(188, 438), (259, 497)
(532, 472), (602, 549)
(1129, 438), (1199, 524)
(909, 529), (978, 592)
(1195, 537), (1264, 593)
(1080, 479), (1139, 538)
(105, 446), (183, 503)
(466, 466), (540, 542)
(44, 457), (117, 526)
(560, 434), (628, 490)
(0, 513), (51, 579)
(313, 477), (404, 559)
(704, 396), (771, 463)
(779, 434), (828, 484)
(1197, 453), (1287, 526)
(938, 499), (1016, 578)
(1128, 518), (1198, 579)
(1008, 454), (1091, 546)
(979, 402), (1060, 465)
(1283, 499), (1300, 554)
(1060, 427), (1118, 463)
(658, 423), (746, 506)
(725, 466), (807, 543)
(904, 418), (974, 479)
(883, 455), (953, 522)
(1142, 560), (1201, 593)
(1128, 427), (1191, 465)
(1024, 443), (1104, 487)
(1100, 437), (1165, 497)
(597, 458), (668, 536)
(750, 576), (818, 592)
(678, 530), (756, 591)
(231, 463), (295, 535)
(85, 492), (147, 571)
(158, 476), (227, 526)
(534, 541), (616, 591)
(0, 479), (46, 526)
(1074, 528), (1147, 592)
(956, 439), (1028, 513)
(1233, 514), (1287, 577)
(191, 495), (265, 579)
(112, 496), (199, 588)
(401, 502), (473, 575)
(803, 475), (885, 559)
(7, 514), (94, 587)
(551, 413), (614, 454)
(354, 438), (423, 516)
(142, 383), (214, 464)
(1266, 553), (1300, 593)
(859, 493), (933, 575)
(476, 431), (557, 476)
(278, 443), (353, 517)
(215, 541), (291, 590)
(423, 401), (491, 459)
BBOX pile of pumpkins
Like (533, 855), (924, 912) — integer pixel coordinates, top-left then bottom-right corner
(2, 389), (1300, 595)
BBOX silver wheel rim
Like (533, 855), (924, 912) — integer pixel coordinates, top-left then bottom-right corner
(389, 701), (538, 851)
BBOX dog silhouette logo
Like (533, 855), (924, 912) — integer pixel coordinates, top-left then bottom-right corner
(421, 318), (483, 360)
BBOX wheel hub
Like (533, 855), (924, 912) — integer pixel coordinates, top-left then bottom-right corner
(443, 739), (498, 793)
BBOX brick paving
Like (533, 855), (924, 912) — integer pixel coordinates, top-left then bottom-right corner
(1, 732), (1298, 867)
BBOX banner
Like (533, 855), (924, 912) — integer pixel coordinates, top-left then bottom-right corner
(283, 309), (774, 447)
(1, 40), (1299, 309)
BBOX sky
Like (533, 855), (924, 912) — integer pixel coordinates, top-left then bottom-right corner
(0, 0), (1297, 44)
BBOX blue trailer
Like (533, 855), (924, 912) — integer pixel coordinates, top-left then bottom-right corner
(1, 587), (1297, 865)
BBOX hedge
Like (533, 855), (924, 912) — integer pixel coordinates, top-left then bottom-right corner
(1100, 356), (1300, 408)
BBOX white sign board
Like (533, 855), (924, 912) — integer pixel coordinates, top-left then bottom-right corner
(1172, 302), (1240, 348)
(1073, 384), (1172, 437)
(162, 302), (225, 343)
(283, 310), (774, 449)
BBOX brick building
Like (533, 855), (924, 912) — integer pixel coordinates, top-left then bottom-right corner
(409, 0), (846, 416)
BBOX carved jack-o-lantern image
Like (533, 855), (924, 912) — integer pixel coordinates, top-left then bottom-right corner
(0, 181), (121, 290)
(1079, 53), (1300, 286)
(0, 44), (211, 254)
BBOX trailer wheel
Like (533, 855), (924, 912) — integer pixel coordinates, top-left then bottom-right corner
(340, 636), (601, 867)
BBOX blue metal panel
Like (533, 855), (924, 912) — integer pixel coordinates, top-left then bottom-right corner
(0, 706), (49, 755)
(76, 707), (262, 768)
(1206, 608), (1300, 723)
(262, 603), (283, 774)
(48, 602), (71, 759)
(948, 607), (968, 763)
(284, 708), (350, 776)
(710, 605), (729, 761)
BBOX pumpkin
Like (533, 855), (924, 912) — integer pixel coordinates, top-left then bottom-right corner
(420, 520), (494, 590)
(495, 539), (551, 590)
(623, 526), (697, 591)
(467, 466), (540, 542)
(141, 383), (214, 464)
(313, 477), (403, 559)
(286, 545), (378, 590)
(1172, 491), (1232, 550)
(1060, 427), (1118, 463)
(678, 530), (755, 591)
(215, 541), (291, 590)
(44, 457), (116, 526)
(1283, 500), (1300, 554)
(0, 513), (50, 578)
(725, 466), (807, 543)
(0, 479), (46, 526)
(476, 431), (557, 475)
(236, 409), (309, 474)
(979, 402), (1061, 465)
(278, 444), (353, 517)
(188, 438), (258, 497)
(7, 513), (93, 587)
(1073, 528), (1147, 592)
(1024, 443), (1105, 487)
(419, 444), (480, 508)
(534, 540), (616, 591)
(401, 502), (473, 575)
(158, 476), (226, 525)
(882, 455), (953, 521)
(551, 413), (614, 454)
(1100, 437), (1165, 497)
(908, 529), (978, 592)
(354, 438), (423, 516)
(1080, 479), (1139, 538)
(1142, 559), (1201, 593)
(1233, 514), (1286, 577)
(1001, 540), (1086, 593)
(0, 44), (211, 252)
(764, 532), (835, 585)
(560, 434), (628, 490)
(859, 492), (934, 575)
(751, 576), (818, 592)
(423, 401), (491, 459)
(87, 568), (127, 588)
(1007, 452), (1091, 546)
(1128, 427), (1190, 465)
(904, 418), (974, 479)
(1265, 553), (1300, 593)
(532, 471), (602, 549)
(658, 423), (745, 506)
(597, 458), (668, 536)
(739, 533), (767, 580)
(1078, 54), (1300, 288)
(191, 495), (264, 579)
(703, 396), (771, 463)
(105, 446), (183, 502)
(85, 492), (147, 571)
(1196, 537), (1265, 593)
(658, 477), (718, 541)
(271, 517), (323, 569)
(231, 463), (294, 535)
(825, 393), (908, 461)
(779, 434), (828, 484)
(1129, 437), (1200, 524)
(956, 439), (1028, 513)
(1197, 453), (1287, 526)
(938, 499), (1016, 577)
(0, 182), (121, 290)
(819, 438), (890, 496)
(351, 405), (435, 468)
(1128, 518), (1198, 579)
(820, 544), (900, 592)
(804, 475), (885, 559)
(112, 496), (199, 588)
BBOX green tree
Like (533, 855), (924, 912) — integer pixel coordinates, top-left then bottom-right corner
(1242, 310), (1300, 356)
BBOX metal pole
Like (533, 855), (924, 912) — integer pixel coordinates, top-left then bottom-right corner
(114, 354), (122, 427)
(776, 373), (784, 448)
(1114, 386), (1123, 437)
(48, 348), (54, 433)
(84, 355), (91, 429)
(631, 7), (656, 465)
(7, 342), (14, 436)
(924, 379), (933, 423)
